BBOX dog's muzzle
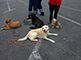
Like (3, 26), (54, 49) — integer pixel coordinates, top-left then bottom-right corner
(44, 30), (47, 33)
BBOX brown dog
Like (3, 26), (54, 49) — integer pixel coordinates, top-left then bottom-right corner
(51, 18), (62, 29)
(1, 18), (21, 30)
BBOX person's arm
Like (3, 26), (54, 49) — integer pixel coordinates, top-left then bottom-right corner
(48, 0), (52, 5)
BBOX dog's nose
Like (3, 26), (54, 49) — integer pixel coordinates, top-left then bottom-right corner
(44, 30), (47, 33)
(44, 30), (45, 32)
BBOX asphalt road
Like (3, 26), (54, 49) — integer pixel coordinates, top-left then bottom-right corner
(0, 0), (81, 60)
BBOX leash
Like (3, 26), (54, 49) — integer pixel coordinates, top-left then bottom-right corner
(8, 39), (44, 46)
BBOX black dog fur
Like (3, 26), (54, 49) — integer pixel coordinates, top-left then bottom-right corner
(29, 13), (44, 29)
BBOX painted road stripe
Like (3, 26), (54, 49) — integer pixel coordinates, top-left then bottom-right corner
(62, 6), (81, 13)
(3, 8), (16, 14)
(28, 40), (43, 60)
(3, 2), (16, 14)
(7, 1), (11, 11)
(58, 14), (81, 26)
(18, 0), (28, 5)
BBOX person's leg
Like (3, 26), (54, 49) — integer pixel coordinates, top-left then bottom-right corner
(28, 0), (33, 18)
(33, 0), (38, 15)
(54, 5), (60, 19)
(37, 0), (42, 9)
(38, 0), (44, 15)
(49, 4), (54, 23)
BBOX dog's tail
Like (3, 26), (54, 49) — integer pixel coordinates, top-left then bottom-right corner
(17, 34), (29, 42)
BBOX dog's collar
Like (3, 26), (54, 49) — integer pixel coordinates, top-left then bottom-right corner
(7, 20), (11, 23)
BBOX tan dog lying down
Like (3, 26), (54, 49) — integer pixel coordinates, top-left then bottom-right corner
(1, 18), (21, 30)
(18, 25), (58, 43)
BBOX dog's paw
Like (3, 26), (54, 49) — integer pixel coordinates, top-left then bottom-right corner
(54, 34), (58, 36)
(51, 40), (55, 43)
(32, 39), (38, 41)
(35, 39), (38, 41)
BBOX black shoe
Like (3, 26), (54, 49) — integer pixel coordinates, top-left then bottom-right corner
(39, 12), (44, 16)
(39, 13), (44, 16)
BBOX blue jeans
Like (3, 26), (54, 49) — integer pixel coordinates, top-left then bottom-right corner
(28, 0), (38, 17)
(37, 0), (42, 9)
(37, 0), (44, 15)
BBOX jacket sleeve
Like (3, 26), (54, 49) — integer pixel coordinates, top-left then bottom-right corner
(57, 0), (62, 6)
(48, 0), (52, 5)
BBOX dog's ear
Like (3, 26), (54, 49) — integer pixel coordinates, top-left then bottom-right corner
(29, 13), (36, 18)
(32, 13), (36, 17)
(52, 18), (57, 23)
(5, 18), (11, 24)
(58, 22), (62, 28)
(47, 26), (49, 30)
(42, 26), (44, 31)
(42, 26), (43, 29)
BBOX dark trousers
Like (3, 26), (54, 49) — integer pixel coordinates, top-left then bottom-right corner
(37, 0), (44, 14)
(49, 4), (60, 22)
(28, 0), (38, 17)
(37, 0), (42, 9)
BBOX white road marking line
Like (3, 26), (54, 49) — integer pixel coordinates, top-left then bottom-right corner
(28, 40), (43, 60)
(3, 8), (16, 14)
(7, 2), (11, 11)
(3, 2), (16, 14)
(58, 14), (81, 26)
(18, 0), (28, 5)
(62, 6), (81, 13)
